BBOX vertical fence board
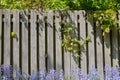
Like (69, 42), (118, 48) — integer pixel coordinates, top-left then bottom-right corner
(30, 10), (37, 74)
(38, 10), (45, 69)
(20, 10), (29, 74)
(96, 24), (104, 79)
(112, 29), (119, 67)
(87, 12), (95, 70)
(0, 9), (2, 65)
(63, 11), (71, 79)
(47, 10), (54, 70)
(55, 11), (62, 72)
(104, 34), (111, 66)
(3, 9), (11, 66)
(79, 10), (87, 74)
(13, 10), (20, 70)
(69, 11), (79, 79)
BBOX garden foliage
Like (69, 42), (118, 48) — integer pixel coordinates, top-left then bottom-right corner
(0, 0), (120, 10)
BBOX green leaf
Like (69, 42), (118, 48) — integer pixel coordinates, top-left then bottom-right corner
(86, 36), (91, 42)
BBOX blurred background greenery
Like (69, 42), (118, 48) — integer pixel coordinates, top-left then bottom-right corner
(0, 0), (120, 10)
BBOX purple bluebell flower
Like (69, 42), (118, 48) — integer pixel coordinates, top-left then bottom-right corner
(30, 73), (38, 80)
(3, 65), (13, 79)
(90, 66), (98, 76)
(70, 69), (76, 80)
(1, 65), (120, 80)
(59, 70), (64, 80)
(45, 74), (50, 80)
(38, 69), (46, 80)
(49, 69), (58, 80)
(44, 69), (58, 80)
(77, 68), (85, 80)
(105, 65), (112, 80)
(87, 66), (100, 80)
(23, 72), (30, 79)
(45, 73), (50, 80)
(111, 67), (119, 79)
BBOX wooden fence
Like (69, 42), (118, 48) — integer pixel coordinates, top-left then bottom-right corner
(0, 9), (120, 78)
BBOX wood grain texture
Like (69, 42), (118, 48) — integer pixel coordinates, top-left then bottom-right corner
(69, 11), (79, 79)
(112, 29), (118, 67)
(104, 34), (111, 66)
(63, 11), (71, 79)
(13, 9), (20, 70)
(87, 11), (95, 71)
(3, 9), (11, 66)
(96, 23), (104, 79)
(47, 10), (54, 70)
(20, 10), (29, 74)
(30, 10), (37, 74)
(55, 11), (62, 72)
(38, 10), (46, 69)
(79, 10), (87, 74)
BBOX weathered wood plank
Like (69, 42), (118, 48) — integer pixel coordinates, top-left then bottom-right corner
(20, 10), (29, 74)
(3, 9), (11, 66)
(87, 12), (95, 70)
(104, 34), (111, 66)
(112, 29), (118, 67)
(13, 9), (20, 70)
(79, 10), (87, 74)
(30, 10), (37, 74)
(96, 23), (104, 79)
(0, 9), (2, 65)
(47, 10), (54, 70)
(55, 11), (62, 72)
(63, 11), (71, 79)
(69, 11), (79, 79)
(38, 10), (45, 69)
(64, 51), (71, 79)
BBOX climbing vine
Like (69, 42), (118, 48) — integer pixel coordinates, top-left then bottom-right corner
(92, 9), (118, 36)
(59, 22), (91, 55)
(59, 9), (119, 55)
